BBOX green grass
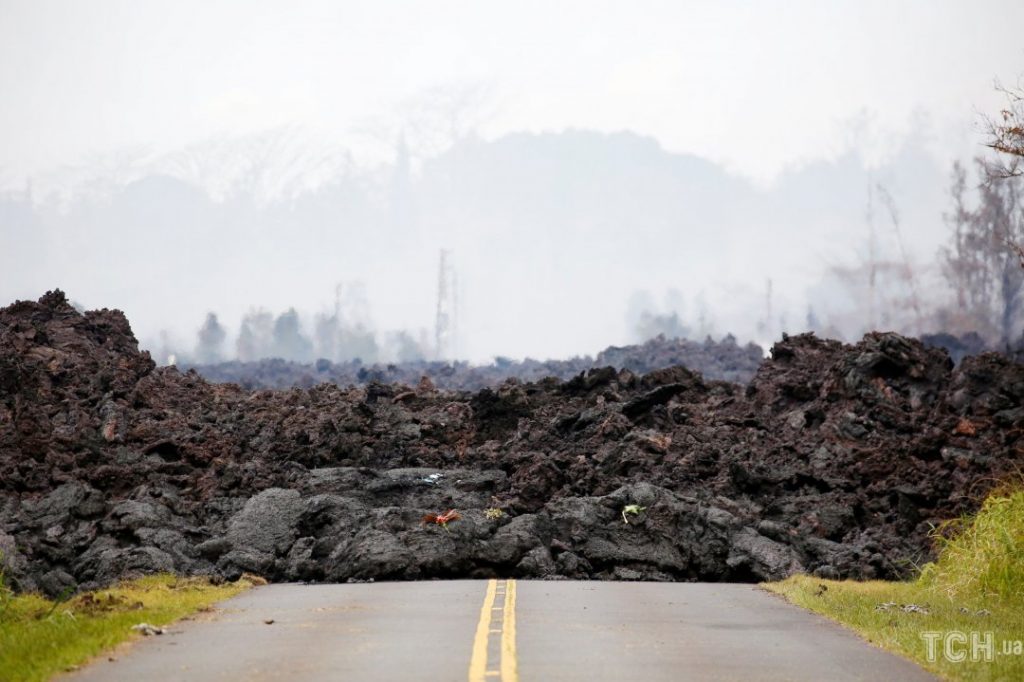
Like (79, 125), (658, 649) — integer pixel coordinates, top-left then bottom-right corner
(765, 489), (1024, 681)
(0, 573), (256, 681)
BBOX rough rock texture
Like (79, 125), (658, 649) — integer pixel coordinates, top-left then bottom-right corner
(2, 291), (1022, 595)
(184, 334), (765, 390)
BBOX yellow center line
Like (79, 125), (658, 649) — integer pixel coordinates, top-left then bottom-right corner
(501, 580), (519, 682)
(468, 579), (498, 682)
(468, 579), (519, 682)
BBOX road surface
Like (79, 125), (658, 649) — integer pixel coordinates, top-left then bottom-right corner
(68, 580), (934, 681)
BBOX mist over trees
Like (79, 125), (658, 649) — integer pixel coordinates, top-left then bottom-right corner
(940, 161), (1023, 347)
(985, 80), (1024, 178)
(271, 308), (314, 363)
(173, 303), (427, 367)
(621, 145), (1024, 355)
(236, 310), (274, 362)
(194, 312), (226, 364)
(6, 113), (1024, 364)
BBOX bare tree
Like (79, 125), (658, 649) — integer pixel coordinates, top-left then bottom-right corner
(159, 127), (350, 203)
(941, 159), (1024, 347)
(823, 183), (923, 338)
(980, 77), (1024, 271)
(354, 83), (496, 164)
(984, 80), (1024, 179)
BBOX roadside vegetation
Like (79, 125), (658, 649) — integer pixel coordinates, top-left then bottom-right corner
(0, 572), (256, 682)
(766, 486), (1024, 681)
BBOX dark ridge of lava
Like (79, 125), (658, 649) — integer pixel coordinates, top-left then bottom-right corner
(183, 334), (765, 390)
(1, 290), (1022, 595)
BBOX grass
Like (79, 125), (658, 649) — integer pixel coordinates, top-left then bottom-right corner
(765, 488), (1024, 681)
(0, 572), (257, 682)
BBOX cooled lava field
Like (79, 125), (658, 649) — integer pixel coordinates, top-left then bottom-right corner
(2, 290), (1022, 595)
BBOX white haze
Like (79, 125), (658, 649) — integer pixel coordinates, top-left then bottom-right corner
(1, 1), (1023, 363)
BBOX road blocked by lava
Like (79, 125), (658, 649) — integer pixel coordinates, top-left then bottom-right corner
(1, 290), (1022, 595)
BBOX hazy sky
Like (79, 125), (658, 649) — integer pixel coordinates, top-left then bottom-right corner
(2, 1), (1024, 363)
(2, 0), (1022, 184)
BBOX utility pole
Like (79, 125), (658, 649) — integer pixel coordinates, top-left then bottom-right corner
(866, 179), (877, 332)
(435, 249), (458, 360)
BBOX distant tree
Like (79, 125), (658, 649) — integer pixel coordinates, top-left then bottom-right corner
(397, 83), (495, 157)
(635, 311), (690, 341)
(389, 330), (425, 363)
(194, 312), (226, 364)
(806, 306), (822, 333)
(941, 159), (1024, 347)
(271, 308), (314, 362)
(822, 183), (926, 339)
(313, 312), (340, 361)
(160, 128), (349, 202)
(237, 309), (274, 361)
(982, 78), (1024, 270)
(984, 80), (1024, 179)
(337, 325), (378, 364)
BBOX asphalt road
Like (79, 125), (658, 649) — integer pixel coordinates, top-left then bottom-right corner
(68, 581), (935, 681)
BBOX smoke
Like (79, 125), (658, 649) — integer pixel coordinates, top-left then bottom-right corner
(0, 120), (1006, 364)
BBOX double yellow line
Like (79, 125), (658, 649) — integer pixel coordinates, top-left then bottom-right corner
(468, 579), (518, 682)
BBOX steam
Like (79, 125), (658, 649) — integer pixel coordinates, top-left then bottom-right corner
(5, 123), (1016, 364)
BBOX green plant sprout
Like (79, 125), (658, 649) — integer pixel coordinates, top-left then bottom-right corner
(622, 504), (646, 524)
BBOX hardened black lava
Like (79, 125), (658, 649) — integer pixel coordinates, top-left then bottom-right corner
(1, 290), (1022, 595)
